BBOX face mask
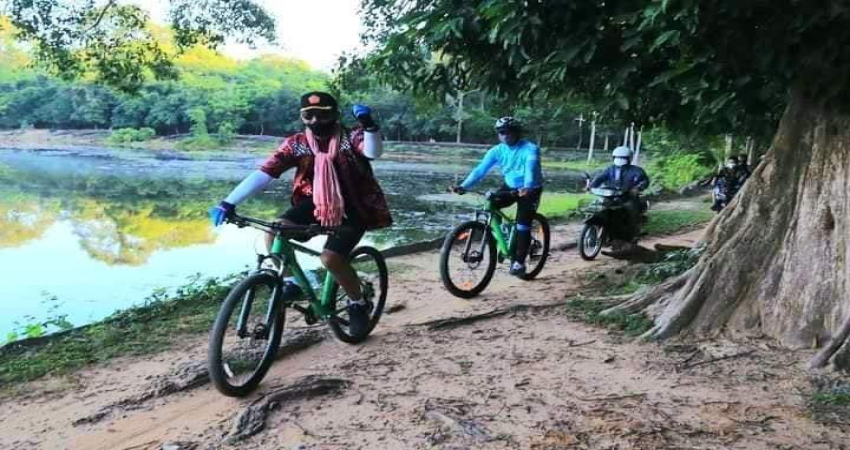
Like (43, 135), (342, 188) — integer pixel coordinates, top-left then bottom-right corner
(614, 157), (628, 167)
(307, 121), (337, 137)
(498, 130), (519, 146)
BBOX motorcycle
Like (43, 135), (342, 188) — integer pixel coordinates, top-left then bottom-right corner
(579, 173), (649, 261)
(711, 177), (739, 212)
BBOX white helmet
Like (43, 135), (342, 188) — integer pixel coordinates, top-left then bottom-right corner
(612, 146), (633, 158)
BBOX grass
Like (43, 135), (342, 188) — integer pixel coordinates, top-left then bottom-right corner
(811, 391), (850, 406)
(565, 297), (654, 337)
(498, 192), (593, 222)
(0, 275), (234, 389)
(643, 209), (715, 235)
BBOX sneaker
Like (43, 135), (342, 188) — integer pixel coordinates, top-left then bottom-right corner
(345, 299), (372, 338)
(509, 261), (526, 277)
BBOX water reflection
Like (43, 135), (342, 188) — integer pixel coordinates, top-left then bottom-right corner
(0, 149), (583, 337)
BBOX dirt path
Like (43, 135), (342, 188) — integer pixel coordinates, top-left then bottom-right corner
(2, 227), (847, 450)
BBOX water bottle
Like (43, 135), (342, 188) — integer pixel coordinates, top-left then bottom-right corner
(282, 276), (303, 299)
(304, 270), (322, 290)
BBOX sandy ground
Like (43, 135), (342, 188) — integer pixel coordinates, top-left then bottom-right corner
(1, 224), (848, 450)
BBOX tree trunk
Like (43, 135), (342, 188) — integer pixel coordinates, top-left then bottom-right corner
(605, 85), (850, 371)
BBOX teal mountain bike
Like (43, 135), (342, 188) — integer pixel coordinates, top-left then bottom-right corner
(208, 212), (388, 397)
(439, 190), (550, 298)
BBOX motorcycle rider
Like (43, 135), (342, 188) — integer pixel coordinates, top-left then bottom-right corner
(711, 156), (742, 211)
(589, 146), (650, 244)
(451, 116), (543, 277)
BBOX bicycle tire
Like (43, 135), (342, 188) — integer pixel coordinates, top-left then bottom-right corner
(521, 213), (550, 280)
(439, 221), (497, 298)
(208, 272), (285, 397)
(329, 246), (388, 344)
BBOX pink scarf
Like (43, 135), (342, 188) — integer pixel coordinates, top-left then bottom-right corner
(306, 127), (345, 227)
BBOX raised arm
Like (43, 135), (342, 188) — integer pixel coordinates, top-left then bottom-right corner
(353, 104), (383, 159)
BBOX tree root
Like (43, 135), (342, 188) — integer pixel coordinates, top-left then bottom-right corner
(73, 328), (325, 426)
(224, 375), (350, 444)
(810, 314), (850, 370)
(600, 272), (690, 317)
(414, 301), (573, 331)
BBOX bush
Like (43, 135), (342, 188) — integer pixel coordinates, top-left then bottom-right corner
(108, 127), (156, 144)
(217, 121), (236, 144)
(648, 153), (714, 190)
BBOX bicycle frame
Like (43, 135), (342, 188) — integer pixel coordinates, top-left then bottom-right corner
(471, 199), (517, 262)
(228, 214), (346, 333)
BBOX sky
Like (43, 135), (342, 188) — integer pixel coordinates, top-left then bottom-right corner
(134, 0), (365, 71)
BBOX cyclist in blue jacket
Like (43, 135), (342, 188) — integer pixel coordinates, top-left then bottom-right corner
(452, 116), (543, 277)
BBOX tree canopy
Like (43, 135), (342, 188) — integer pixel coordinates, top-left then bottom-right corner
(359, 0), (850, 138)
(4, 0), (276, 92)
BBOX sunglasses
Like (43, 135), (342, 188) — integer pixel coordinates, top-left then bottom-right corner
(497, 128), (517, 135)
(301, 110), (335, 121)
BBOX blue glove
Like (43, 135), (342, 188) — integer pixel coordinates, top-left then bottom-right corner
(352, 104), (371, 118)
(209, 201), (235, 227)
(352, 104), (379, 131)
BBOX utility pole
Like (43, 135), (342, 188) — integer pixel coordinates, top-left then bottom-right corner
(574, 113), (586, 150)
(455, 89), (479, 143)
(587, 111), (598, 164)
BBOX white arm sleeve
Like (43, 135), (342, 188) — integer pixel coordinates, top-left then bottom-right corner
(363, 131), (383, 159)
(224, 170), (274, 205)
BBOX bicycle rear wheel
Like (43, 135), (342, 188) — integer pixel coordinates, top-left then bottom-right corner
(439, 221), (497, 298)
(521, 213), (550, 280)
(329, 246), (388, 344)
(208, 272), (285, 397)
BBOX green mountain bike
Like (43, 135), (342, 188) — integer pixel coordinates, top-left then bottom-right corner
(208, 212), (388, 397)
(439, 190), (550, 298)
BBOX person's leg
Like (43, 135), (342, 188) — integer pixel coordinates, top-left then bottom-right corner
(322, 216), (367, 293)
(623, 198), (641, 241)
(511, 188), (542, 275)
(267, 199), (317, 265)
(323, 218), (371, 337)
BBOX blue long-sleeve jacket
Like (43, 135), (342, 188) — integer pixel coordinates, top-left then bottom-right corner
(591, 164), (650, 192)
(460, 140), (543, 190)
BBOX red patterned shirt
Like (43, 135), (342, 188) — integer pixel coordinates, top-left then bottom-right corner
(259, 127), (393, 230)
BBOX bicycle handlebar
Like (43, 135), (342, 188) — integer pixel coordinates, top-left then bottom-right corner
(226, 213), (334, 237)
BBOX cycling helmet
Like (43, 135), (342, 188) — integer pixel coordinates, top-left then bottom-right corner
(494, 116), (522, 131)
(612, 146), (633, 158)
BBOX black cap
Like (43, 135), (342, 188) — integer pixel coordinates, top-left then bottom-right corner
(300, 91), (338, 111)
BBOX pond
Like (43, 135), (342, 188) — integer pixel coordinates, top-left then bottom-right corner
(0, 147), (584, 338)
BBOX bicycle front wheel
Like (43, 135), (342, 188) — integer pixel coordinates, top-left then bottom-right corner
(208, 272), (285, 397)
(439, 221), (497, 298)
(329, 246), (389, 344)
(521, 213), (550, 280)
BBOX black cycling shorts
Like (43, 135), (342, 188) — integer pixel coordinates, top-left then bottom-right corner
(279, 198), (366, 256)
(490, 185), (543, 226)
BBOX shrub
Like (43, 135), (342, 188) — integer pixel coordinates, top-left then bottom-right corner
(108, 127), (156, 144)
(648, 152), (714, 190)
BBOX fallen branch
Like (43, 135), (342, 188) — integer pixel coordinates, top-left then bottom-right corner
(414, 301), (573, 331)
(679, 350), (756, 371)
(575, 392), (646, 402)
(225, 375), (350, 444)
